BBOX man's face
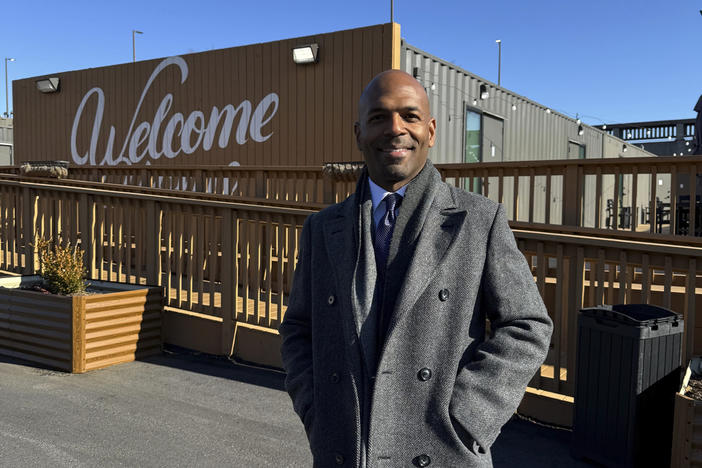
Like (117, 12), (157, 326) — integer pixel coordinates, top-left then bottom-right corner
(354, 71), (436, 192)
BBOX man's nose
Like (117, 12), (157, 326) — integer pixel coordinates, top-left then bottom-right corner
(384, 113), (406, 136)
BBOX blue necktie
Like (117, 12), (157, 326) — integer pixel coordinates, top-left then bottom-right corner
(374, 193), (402, 275)
(374, 193), (402, 357)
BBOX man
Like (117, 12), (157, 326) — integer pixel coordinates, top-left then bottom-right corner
(279, 70), (553, 467)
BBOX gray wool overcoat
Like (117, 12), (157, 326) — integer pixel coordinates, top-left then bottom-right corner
(279, 162), (553, 467)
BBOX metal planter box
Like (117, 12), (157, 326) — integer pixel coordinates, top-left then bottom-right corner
(671, 359), (702, 468)
(0, 275), (162, 373)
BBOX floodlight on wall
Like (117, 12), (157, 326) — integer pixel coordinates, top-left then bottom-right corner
(36, 77), (60, 93)
(511, 103), (517, 111)
(602, 124), (607, 130)
(472, 99), (478, 106)
(292, 44), (319, 64)
(622, 144), (628, 152)
(479, 84), (489, 100)
(578, 125), (584, 136)
(545, 108), (551, 114)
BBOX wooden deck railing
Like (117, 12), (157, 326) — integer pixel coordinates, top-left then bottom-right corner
(0, 177), (313, 358)
(2, 176), (702, 411)
(515, 224), (701, 398)
(6, 155), (702, 236)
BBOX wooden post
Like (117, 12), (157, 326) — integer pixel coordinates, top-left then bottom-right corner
(323, 171), (336, 205)
(564, 246), (584, 398)
(22, 187), (37, 274)
(686, 258), (697, 363)
(255, 171), (266, 199)
(221, 208), (235, 356)
(79, 193), (97, 279)
(145, 200), (162, 286)
(562, 165), (579, 226)
(691, 165), (698, 237)
(649, 169), (658, 234)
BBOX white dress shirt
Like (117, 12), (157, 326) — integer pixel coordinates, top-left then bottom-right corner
(368, 177), (407, 229)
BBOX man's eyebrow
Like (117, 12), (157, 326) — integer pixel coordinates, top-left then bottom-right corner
(366, 106), (422, 114)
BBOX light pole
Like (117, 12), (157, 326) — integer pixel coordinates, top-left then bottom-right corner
(495, 40), (501, 87)
(132, 30), (143, 63)
(4, 58), (15, 118)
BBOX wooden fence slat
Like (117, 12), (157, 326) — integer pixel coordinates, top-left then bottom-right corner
(596, 249), (605, 305)
(195, 206), (205, 311)
(664, 256), (673, 310)
(553, 243), (564, 394)
(641, 254), (651, 304)
(618, 251), (627, 304)
(176, 209), (184, 308)
(686, 258), (697, 361)
(691, 164), (698, 237)
(221, 208), (234, 356)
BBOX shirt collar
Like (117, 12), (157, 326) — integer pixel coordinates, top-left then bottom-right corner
(368, 177), (407, 213)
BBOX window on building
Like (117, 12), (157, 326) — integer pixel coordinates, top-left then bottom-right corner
(465, 109), (481, 164)
(464, 109), (482, 192)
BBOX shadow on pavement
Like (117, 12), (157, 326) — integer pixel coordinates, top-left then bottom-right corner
(141, 344), (287, 391)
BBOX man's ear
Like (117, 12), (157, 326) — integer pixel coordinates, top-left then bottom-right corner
(428, 117), (437, 148)
(354, 122), (362, 150)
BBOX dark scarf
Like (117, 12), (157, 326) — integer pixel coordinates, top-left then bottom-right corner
(350, 160), (440, 364)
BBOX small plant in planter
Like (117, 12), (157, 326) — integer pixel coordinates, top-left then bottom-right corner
(0, 237), (163, 373)
(34, 237), (88, 295)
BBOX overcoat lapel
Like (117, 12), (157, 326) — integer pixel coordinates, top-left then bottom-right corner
(322, 195), (360, 340)
(386, 180), (467, 340)
(322, 177), (379, 378)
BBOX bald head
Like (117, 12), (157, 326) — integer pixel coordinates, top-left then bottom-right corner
(358, 70), (431, 122)
(354, 69), (436, 192)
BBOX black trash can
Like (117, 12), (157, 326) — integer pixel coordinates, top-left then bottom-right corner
(571, 304), (683, 468)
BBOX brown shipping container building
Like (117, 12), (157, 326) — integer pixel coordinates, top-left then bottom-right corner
(13, 23), (401, 167)
(14, 21), (648, 170)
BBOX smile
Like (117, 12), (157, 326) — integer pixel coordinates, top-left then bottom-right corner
(379, 147), (413, 156)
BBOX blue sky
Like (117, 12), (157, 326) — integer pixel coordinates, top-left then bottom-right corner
(4, 0), (701, 125)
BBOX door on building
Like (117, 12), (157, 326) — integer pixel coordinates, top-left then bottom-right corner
(464, 109), (504, 193)
(568, 141), (586, 159)
(482, 114), (504, 162)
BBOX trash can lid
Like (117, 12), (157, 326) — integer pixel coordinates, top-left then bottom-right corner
(581, 304), (682, 325)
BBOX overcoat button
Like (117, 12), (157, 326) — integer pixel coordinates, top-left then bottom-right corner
(334, 453), (345, 464)
(415, 453), (431, 466)
(417, 368), (432, 381)
(330, 372), (340, 383)
(438, 289), (449, 301)
(327, 295), (335, 305)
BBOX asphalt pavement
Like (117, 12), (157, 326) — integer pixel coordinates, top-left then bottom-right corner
(0, 347), (591, 467)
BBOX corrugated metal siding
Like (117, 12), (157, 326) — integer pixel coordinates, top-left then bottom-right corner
(83, 287), (161, 371)
(0, 286), (74, 371)
(14, 24), (399, 167)
(401, 41), (655, 224)
(401, 41), (653, 163)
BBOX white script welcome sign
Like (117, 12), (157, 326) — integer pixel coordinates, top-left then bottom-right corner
(70, 56), (279, 166)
